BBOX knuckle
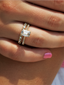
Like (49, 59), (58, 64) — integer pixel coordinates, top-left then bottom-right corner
(32, 37), (43, 47)
(0, 0), (16, 13)
(48, 15), (62, 28)
(53, 0), (64, 11)
(54, 0), (64, 4)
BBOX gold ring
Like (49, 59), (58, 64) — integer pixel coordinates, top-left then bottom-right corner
(18, 23), (31, 45)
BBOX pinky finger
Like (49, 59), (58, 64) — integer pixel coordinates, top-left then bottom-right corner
(0, 38), (52, 62)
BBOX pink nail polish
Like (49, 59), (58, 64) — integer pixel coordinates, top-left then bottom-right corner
(44, 53), (52, 59)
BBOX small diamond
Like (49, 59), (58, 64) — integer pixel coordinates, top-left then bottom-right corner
(23, 23), (27, 29)
(18, 40), (21, 44)
(23, 26), (26, 29)
(19, 36), (22, 40)
(21, 29), (31, 37)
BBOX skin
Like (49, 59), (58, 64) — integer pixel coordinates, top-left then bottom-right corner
(0, 48), (64, 85)
(26, 0), (64, 11)
(0, 0), (64, 62)
(0, 0), (64, 84)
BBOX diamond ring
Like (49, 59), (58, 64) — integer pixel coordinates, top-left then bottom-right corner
(18, 23), (31, 45)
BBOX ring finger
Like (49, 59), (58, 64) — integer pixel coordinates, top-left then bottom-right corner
(1, 22), (64, 48)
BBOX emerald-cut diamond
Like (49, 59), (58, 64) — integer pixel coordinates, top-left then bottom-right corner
(21, 29), (31, 37)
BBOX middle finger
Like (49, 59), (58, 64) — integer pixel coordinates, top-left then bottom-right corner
(2, 1), (64, 31)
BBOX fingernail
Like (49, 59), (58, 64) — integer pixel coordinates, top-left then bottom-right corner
(44, 53), (52, 59)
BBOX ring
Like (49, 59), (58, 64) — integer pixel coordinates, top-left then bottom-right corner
(18, 23), (31, 45)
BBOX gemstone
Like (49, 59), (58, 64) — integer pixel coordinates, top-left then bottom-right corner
(23, 26), (26, 29)
(21, 29), (31, 37)
(18, 40), (21, 44)
(19, 36), (22, 40)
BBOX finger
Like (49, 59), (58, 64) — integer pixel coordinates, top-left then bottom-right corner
(19, 2), (64, 31)
(25, 0), (64, 12)
(0, 38), (52, 62)
(1, 22), (64, 48)
(1, 1), (64, 31)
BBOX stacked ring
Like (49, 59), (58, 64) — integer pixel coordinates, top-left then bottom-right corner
(18, 23), (31, 45)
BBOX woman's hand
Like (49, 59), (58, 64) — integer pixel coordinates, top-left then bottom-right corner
(0, 47), (64, 85)
(0, 0), (64, 62)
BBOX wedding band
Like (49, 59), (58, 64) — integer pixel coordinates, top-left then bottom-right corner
(18, 23), (31, 45)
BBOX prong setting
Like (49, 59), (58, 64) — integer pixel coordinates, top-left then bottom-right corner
(18, 23), (30, 45)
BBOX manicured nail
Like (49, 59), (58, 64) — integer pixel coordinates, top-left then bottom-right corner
(44, 53), (52, 59)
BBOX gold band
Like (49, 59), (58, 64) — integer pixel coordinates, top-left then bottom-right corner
(22, 24), (30, 45)
(18, 23), (30, 45)
(18, 23), (27, 44)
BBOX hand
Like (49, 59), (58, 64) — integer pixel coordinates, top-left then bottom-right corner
(0, 47), (64, 85)
(0, 0), (64, 62)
